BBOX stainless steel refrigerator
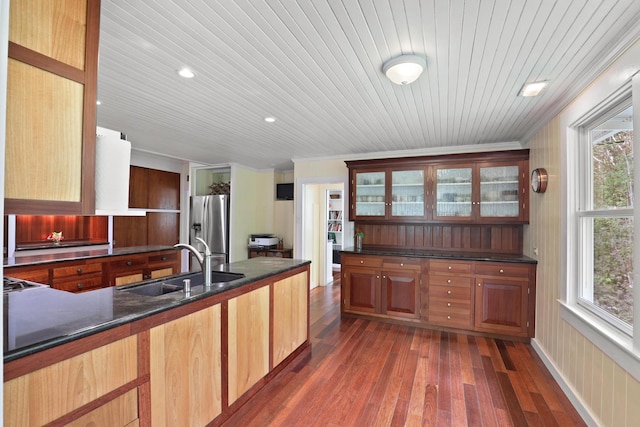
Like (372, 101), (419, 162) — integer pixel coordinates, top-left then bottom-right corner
(189, 195), (230, 270)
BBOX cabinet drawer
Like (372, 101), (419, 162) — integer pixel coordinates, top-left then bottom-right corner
(429, 310), (473, 329)
(382, 258), (421, 271)
(53, 262), (102, 279)
(53, 274), (104, 293)
(342, 255), (382, 268)
(429, 284), (471, 301)
(429, 259), (473, 274)
(428, 274), (472, 288)
(475, 262), (531, 278)
(148, 251), (177, 266)
(5, 268), (50, 284)
(428, 298), (471, 314)
(109, 256), (147, 272)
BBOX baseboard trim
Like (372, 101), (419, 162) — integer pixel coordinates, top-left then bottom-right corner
(530, 338), (598, 426)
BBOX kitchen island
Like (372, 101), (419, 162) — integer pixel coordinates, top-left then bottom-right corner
(4, 257), (311, 426)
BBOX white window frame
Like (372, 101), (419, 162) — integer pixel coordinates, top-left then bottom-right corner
(562, 73), (640, 381)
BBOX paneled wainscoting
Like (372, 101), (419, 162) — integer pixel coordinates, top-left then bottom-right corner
(223, 278), (584, 426)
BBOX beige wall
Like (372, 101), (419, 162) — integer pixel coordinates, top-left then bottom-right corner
(274, 170), (294, 249)
(230, 165), (274, 262)
(525, 39), (640, 426)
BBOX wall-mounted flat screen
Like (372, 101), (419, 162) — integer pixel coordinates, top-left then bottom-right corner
(276, 183), (294, 200)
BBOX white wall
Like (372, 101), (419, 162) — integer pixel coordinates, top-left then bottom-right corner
(525, 37), (640, 427)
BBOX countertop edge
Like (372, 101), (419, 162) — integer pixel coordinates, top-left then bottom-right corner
(339, 247), (537, 264)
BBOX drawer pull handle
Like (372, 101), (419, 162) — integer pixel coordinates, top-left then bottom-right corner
(360, 260), (364, 264)
(447, 302), (451, 307)
(126, 261), (133, 266)
(77, 268), (83, 274)
(447, 315), (451, 320)
(77, 283), (83, 289)
(162, 256), (167, 261)
(377, 275), (380, 279)
(400, 263), (404, 267)
(447, 279), (451, 284)
(448, 266), (452, 270)
(447, 290), (452, 295)
(478, 283), (481, 287)
(499, 269), (504, 274)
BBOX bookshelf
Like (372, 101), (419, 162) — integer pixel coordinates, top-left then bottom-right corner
(327, 190), (344, 267)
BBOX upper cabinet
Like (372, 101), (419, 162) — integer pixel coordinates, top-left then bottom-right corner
(5, 0), (101, 215)
(347, 150), (529, 224)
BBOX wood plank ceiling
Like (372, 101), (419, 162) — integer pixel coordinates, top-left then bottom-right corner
(96, 0), (640, 170)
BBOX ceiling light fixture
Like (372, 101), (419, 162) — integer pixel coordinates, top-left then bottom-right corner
(264, 117), (276, 123)
(519, 81), (547, 97)
(382, 54), (426, 85)
(178, 68), (195, 78)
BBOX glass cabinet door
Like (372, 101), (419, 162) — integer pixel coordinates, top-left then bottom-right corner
(354, 171), (386, 217)
(435, 167), (473, 218)
(391, 170), (424, 217)
(479, 165), (520, 218)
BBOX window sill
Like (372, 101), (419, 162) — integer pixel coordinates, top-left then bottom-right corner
(559, 300), (640, 382)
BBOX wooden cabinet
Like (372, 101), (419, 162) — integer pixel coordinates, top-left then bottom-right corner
(106, 251), (180, 286)
(248, 247), (293, 258)
(474, 262), (535, 337)
(4, 335), (137, 426)
(272, 272), (309, 367)
(5, 249), (180, 292)
(346, 150), (529, 224)
(342, 253), (536, 338)
(5, 0), (100, 214)
(228, 286), (270, 404)
(427, 260), (474, 329)
(150, 304), (222, 426)
(52, 261), (103, 293)
(114, 166), (181, 248)
(342, 255), (420, 320)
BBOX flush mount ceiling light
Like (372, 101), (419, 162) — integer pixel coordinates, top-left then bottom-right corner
(264, 117), (276, 123)
(382, 54), (426, 85)
(178, 67), (195, 78)
(519, 81), (548, 97)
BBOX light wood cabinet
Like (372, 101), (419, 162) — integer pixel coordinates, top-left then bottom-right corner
(228, 286), (270, 404)
(5, 0), (100, 214)
(107, 252), (180, 286)
(150, 304), (222, 426)
(272, 272), (309, 367)
(65, 389), (139, 427)
(4, 335), (137, 426)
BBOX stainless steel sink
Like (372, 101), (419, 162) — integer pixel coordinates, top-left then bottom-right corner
(119, 271), (245, 297)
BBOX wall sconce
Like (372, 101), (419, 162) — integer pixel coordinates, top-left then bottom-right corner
(382, 54), (426, 85)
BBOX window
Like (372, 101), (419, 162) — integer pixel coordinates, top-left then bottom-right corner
(577, 102), (634, 335)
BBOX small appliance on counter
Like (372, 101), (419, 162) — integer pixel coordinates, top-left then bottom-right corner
(248, 234), (279, 249)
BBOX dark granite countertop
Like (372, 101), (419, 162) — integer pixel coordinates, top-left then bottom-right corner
(3, 257), (311, 362)
(15, 239), (109, 251)
(4, 245), (177, 268)
(340, 246), (537, 264)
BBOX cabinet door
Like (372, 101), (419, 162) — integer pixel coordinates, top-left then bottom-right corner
(272, 272), (308, 367)
(150, 304), (222, 426)
(390, 169), (426, 219)
(432, 165), (474, 221)
(228, 286), (270, 404)
(128, 166), (149, 208)
(343, 267), (379, 313)
(474, 277), (529, 337)
(352, 170), (387, 219)
(478, 162), (526, 222)
(383, 270), (419, 318)
(148, 169), (181, 210)
(108, 255), (147, 286)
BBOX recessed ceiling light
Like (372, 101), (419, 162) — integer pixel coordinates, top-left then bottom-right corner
(264, 117), (276, 123)
(178, 68), (195, 78)
(519, 81), (548, 97)
(96, 100), (101, 105)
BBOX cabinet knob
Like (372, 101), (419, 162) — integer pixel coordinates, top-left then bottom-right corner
(126, 261), (133, 266)
(447, 315), (451, 320)
(77, 283), (83, 289)
(478, 283), (481, 287)
(448, 266), (452, 270)
(377, 275), (380, 279)
(360, 260), (364, 264)
(161, 256), (167, 261)
(77, 268), (83, 274)
(447, 290), (452, 295)
(499, 269), (504, 274)
(400, 263), (404, 267)
(447, 302), (451, 307)
(447, 279), (451, 284)
(383, 275), (386, 279)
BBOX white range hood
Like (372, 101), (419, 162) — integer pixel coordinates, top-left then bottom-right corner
(95, 126), (146, 216)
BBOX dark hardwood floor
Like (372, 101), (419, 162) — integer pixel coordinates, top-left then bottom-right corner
(223, 275), (585, 427)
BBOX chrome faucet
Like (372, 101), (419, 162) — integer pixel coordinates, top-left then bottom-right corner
(174, 237), (212, 289)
